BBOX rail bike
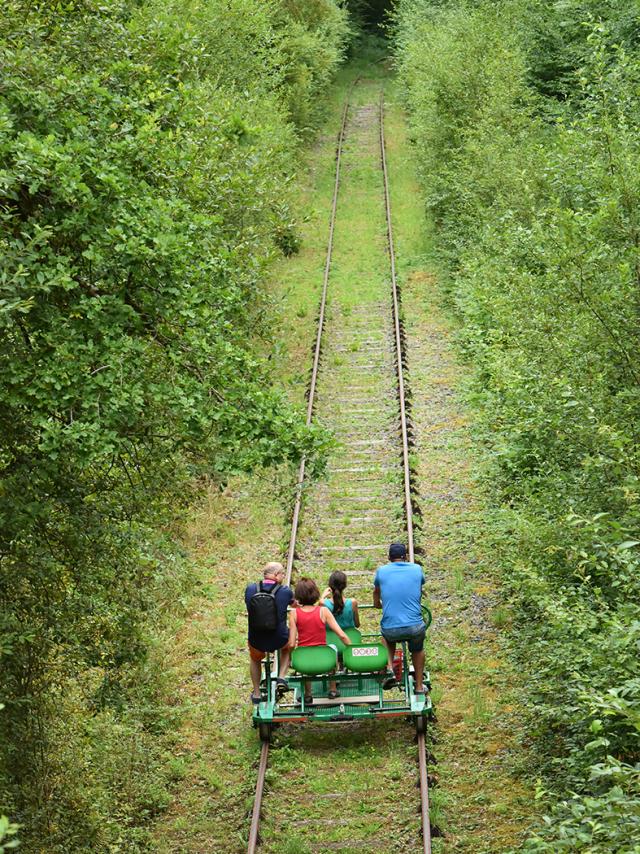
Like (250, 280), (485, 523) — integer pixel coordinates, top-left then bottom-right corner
(252, 604), (433, 742)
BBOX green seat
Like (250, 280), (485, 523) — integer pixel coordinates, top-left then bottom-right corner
(326, 627), (362, 653)
(291, 645), (337, 676)
(343, 643), (388, 673)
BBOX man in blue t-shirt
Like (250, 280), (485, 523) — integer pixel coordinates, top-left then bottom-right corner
(245, 562), (293, 704)
(373, 542), (426, 695)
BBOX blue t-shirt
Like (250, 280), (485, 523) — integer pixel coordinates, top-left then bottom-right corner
(245, 580), (293, 652)
(373, 561), (424, 631)
(323, 597), (356, 629)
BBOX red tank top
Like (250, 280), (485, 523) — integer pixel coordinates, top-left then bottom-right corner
(296, 607), (326, 647)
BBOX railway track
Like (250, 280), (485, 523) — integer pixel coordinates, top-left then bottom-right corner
(247, 82), (433, 854)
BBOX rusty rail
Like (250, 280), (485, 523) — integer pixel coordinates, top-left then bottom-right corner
(247, 740), (269, 854)
(379, 92), (415, 565)
(284, 95), (351, 588)
(380, 92), (432, 854)
(247, 94), (352, 854)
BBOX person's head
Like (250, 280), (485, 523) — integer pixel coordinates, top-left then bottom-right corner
(328, 570), (347, 615)
(295, 577), (320, 606)
(388, 542), (407, 562)
(263, 561), (285, 583)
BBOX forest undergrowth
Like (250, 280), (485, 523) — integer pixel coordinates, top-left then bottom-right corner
(394, 1), (640, 851)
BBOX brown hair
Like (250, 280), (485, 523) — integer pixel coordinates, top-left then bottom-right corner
(328, 570), (347, 616)
(295, 577), (320, 606)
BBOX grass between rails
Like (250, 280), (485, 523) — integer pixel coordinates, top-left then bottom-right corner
(152, 45), (538, 853)
(259, 66), (423, 853)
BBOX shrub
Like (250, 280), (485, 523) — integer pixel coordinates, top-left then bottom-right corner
(0, 0), (348, 847)
(394, 0), (640, 848)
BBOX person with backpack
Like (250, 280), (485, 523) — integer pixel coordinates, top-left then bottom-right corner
(245, 562), (293, 704)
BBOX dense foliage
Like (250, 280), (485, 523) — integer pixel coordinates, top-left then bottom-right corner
(394, 0), (640, 849)
(0, 0), (348, 849)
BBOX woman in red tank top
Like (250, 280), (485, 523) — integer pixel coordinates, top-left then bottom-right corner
(295, 604), (327, 647)
(289, 577), (351, 703)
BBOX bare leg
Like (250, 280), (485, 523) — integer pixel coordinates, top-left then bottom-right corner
(412, 650), (425, 692)
(278, 647), (290, 679)
(383, 639), (396, 671)
(303, 679), (312, 699)
(249, 657), (262, 698)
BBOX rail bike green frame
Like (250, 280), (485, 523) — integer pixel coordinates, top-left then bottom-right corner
(252, 605), (434, 740)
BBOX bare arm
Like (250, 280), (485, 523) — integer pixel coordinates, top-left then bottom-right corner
(373, 587), (382, 609)
(288, 610), (298, 649)
(352, 599), (360, 628)
(323, 608), (350, 645)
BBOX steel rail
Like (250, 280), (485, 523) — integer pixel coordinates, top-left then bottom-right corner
(285, 95), (351, 588)
(247, 95), (352, 854)
(247, 741), (269, 854)
(378, 94), (414, 565)
(379, 92), (432, 854)
(417, 730), (432, 854)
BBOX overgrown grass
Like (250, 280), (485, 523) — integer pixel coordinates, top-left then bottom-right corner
(385, 88), (536, 850)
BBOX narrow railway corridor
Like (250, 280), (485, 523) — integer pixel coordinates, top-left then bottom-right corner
(152, 53), (535, 854)
(295, 94), (404, 598)
(258, 78), (424, 853)
(7, 0), (631, 849)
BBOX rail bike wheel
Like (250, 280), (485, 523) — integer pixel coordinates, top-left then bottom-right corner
(258, 722), (272, 743)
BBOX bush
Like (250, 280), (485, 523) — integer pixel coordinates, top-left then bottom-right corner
(394, 0), (640, 848)
(0, 0), (348, 848)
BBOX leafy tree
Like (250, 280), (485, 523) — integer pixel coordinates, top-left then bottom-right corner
(394, 0), (640, 848)
(0, 0), (348, 847)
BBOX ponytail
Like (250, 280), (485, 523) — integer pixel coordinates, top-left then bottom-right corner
(328, 570), (347, 617)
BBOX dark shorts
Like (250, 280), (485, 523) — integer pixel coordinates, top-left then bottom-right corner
(248, 642), (288, 663)
(382, 622), (426, 653)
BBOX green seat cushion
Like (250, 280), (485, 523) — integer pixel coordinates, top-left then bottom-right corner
(325, 627), (362, 652)
(343, 643), (388, 673)
(291, 645), (337, 676)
